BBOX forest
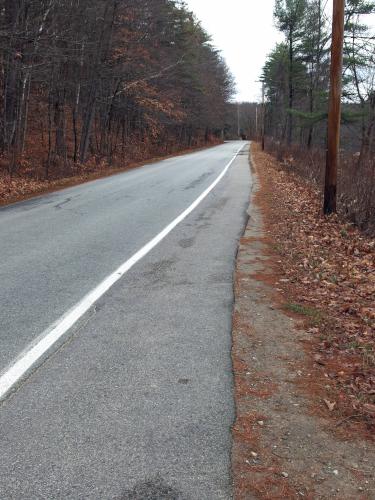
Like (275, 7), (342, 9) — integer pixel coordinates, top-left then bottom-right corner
(259, 0), (375, 232)
(0, 0), (235, 193)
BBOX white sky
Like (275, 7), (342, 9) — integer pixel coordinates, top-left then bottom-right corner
(185, 0), (375, 103)
(184, 0), (282, 103)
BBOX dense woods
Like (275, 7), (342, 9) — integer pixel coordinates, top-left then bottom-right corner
(260, 0), (375, 232)
(0, 0), (234, 186)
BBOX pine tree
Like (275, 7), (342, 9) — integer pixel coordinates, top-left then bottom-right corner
(274, 0), (308, 144)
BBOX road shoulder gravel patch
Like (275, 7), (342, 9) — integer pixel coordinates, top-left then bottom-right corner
(231, 150), (375, 499)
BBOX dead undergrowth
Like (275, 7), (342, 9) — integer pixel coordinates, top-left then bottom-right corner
(0, 141), (220, 206)
(264, 139), (375, 235)
(252, 142), (375, 435)
(231, 144), (375, 500)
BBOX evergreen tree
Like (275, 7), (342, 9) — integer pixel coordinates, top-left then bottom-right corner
(274, 0), (308, 144)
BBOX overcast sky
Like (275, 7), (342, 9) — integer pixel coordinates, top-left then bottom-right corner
(184, 0), (282, 103)
(184, 0), (375, 104)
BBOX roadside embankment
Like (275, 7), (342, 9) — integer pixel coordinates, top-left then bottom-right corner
(231, 142), (374, 499)
(0, 141), (222, 207)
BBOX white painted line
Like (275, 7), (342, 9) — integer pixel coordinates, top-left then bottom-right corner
(0, 144), (246, 400)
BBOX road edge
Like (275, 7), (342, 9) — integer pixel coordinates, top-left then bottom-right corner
(230, 145), (375, 499)
(0, 142), (224, 209)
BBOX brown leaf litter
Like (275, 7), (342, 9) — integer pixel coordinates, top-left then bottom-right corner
(231, 143), (374, 499)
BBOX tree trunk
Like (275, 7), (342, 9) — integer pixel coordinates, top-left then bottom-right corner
(54, 96), (67, 161)
(359, 92), (375, 165)
(79, 88), (97, 163)
(287, 33), (294, 146)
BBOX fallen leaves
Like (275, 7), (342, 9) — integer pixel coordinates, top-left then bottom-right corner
(0, 142), (220, 205)
(252, 142), (375, 431)
(324, 399), (337, 412)
(363, 403), (375, 416)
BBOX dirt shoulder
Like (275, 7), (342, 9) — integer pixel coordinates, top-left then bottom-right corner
(231, 143), (374, 499)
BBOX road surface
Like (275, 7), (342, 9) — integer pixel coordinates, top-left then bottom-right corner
(0, 141), (251, 499)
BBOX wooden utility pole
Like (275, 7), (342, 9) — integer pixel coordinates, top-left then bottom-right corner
(237, 103), (241, 138)
(261, 81), (265, 151)
(324, 0), (345, 214)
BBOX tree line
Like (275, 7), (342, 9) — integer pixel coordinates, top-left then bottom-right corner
(0, 0), (234, 179)
(262, 0), (375, 164)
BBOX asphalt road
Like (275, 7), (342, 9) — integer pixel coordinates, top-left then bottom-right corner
(0, 141), (251, 499)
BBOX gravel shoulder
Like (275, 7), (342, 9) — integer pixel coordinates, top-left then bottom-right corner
(231, 147), (375, 499)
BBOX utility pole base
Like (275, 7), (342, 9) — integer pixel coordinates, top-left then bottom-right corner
(323, 185), (337, 214)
